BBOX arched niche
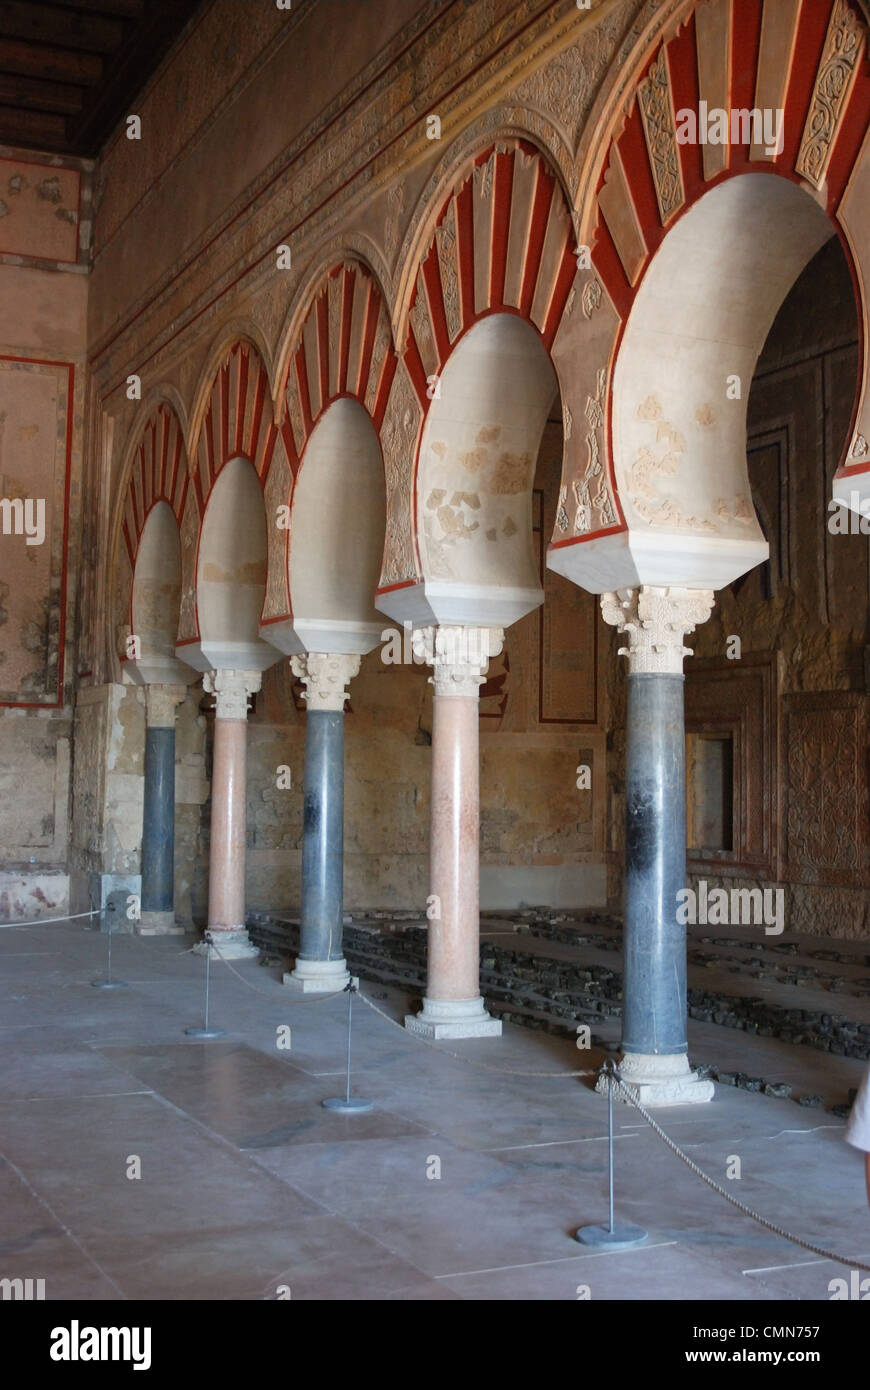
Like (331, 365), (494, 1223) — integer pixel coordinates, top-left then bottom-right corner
(284, 397), (386, 653)
(128, 501), (188, 685)
(550, 174), (848, 595)
(412, 312), (558, 627)
(612, 174), (833, 587)
(183, 455), (275, 672)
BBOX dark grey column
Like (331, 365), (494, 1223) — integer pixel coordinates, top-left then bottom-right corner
(138, 684), (186, 936)
(142, 726), (175, 914)
(623, 673), (686, 1056)
(299, 709), (345, 964)
(598, 587), (715, 1105)
(284, 652), (359, 991)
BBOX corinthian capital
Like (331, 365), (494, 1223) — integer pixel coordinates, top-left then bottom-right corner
(412, 624), (504, 697)
(290, 652), (360, 711)
(600, 586), (715, 674)
(202, 668), (262, 720)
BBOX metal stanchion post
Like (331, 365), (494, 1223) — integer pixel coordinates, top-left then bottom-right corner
(185, 932), (227, 1039)
(91, 906), (128, 990)
(575, 1059), (648, 1249)
(322, 981), (373, 1113)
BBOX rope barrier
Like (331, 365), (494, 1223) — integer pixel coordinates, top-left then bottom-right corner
(0, 908), (101, 930)
(611, 1072), (870, 1274)
(30, 916), (864, 1274)
(353, 987), (870, 1272)
(357, 988), (598, 1079)
(208, 937), (348, 1005)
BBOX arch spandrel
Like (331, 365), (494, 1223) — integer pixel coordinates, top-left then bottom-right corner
(548, 0), (870, 596)
(376, 139), (577, 628)
(261, 259), (398, 658)
(176, 338), (282, 671)
(114, 400), (194, 685)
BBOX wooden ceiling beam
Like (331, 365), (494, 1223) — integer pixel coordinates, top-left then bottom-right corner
(0, 103), (68, 150)
(0, 2), (127, 56)
(46, 0), (146, 17)
(0, 73), (84, 116)
(0, 38), (104, 86)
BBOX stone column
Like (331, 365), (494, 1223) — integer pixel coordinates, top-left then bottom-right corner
(138, 683), (186, 936)
(406, 625), (503, 1040)
(284, 652), (361, 992)
(200, 669), (262, 959)
(600, 587), (716, 1105)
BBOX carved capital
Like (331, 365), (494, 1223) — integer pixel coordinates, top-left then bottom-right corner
(412, 624), (504, 697)
(600, 586), (714, 674)
(290, 652), (360, 711)
(145, 683), (187, 728)
(202, 669), (262, 720)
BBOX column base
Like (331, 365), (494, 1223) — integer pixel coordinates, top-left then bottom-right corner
(283, 956), (351, 993)
(405, 996), (502, 1040)
(136, 910), (185, 937)
(194, 927), (259, 960)
(598, 1051), (714, 1107)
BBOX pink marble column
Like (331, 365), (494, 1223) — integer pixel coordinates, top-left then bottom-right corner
(200, 669), (262, 959)
(405, 625), (503, 1040)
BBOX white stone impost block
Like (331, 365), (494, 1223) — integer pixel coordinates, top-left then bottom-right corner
(600, 586), (715, 674)
(144, 683), (187, 729)
(202, 669), (262, 721)
(289, 652), (361, 711)
(412, 624), (505, 698)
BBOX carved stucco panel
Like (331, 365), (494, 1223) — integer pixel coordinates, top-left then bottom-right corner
(261, 441), (292, 622)
(177, 486), (200, 643)
(378, 359), (421, 589)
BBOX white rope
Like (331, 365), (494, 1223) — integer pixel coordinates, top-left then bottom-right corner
(0, 909), (101, 930)
(614, 1075), (870, 1274)
(358, 989), (598, 1079)
(208, 937), (346, 1004)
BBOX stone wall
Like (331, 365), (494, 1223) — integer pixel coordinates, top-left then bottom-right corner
(0, 148), (89, 920)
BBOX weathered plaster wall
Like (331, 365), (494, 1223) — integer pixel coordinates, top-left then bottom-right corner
(0, 148), (89, 920)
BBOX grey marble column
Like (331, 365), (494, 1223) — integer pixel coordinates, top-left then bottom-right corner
(138, 684), (186, 936)
(599, 587), (716, 1105)
(284, 653), (359, 992)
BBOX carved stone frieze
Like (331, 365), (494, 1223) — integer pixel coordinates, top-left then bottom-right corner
(177, 486), (200, 643)
(637, 47), (684, 225)
(796, 0), (865, 189)
(378, 360), (421, 588)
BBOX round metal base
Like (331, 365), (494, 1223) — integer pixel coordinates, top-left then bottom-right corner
(321, 1097), (374, 1113)
(575, 1223), (648, 1250)
(184, 1026), (227, 1039)
(91, 979), (128, 990)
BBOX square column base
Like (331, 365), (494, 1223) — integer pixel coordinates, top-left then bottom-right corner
(136, 910), (185, 937)
(283, 957), (351, 993)
(598, 1051), (714, 1107)
(194, 927), (259, 960)
(405, 996), (502, 1040)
